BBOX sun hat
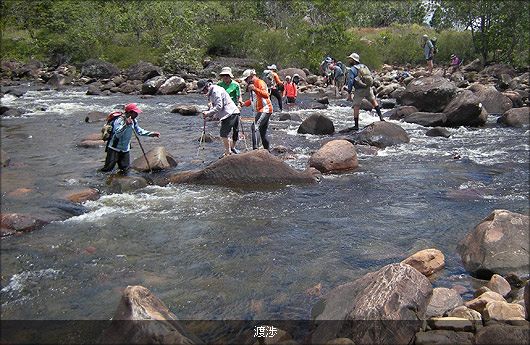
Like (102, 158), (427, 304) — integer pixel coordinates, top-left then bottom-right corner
(450, 54), (456, 58)
(219, 67), (234, 78)
(285, 75), (292, 80)
(325, 56), (333, 63)
(266, 64), (277, 70)
(124, 103), (142, 114)
(241, 69), (256, 80)
(347, 53), (360, 63)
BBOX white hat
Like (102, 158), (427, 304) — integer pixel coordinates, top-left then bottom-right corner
(266, 64), (277, 70)
(285, 75), (291, 80)
(219, 67), (234, 78)
(241, 69), (256, 80)
(347, 53), (360, 63)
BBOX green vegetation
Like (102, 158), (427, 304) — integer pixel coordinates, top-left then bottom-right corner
(1, 0), (528, 72)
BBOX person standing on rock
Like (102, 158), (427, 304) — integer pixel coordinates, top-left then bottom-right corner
(241, 69), (273, 150)
(330, 61), (346, 97)
(283, 75), (297, 104)
(422, 34), (435, 75)
(198, 79), (241, 157)
(266, 64), (284, 112)
(100, 103), (160, 173)
(346, 53), (384, 130)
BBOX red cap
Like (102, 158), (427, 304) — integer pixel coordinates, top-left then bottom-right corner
(124, 103), (142, 114)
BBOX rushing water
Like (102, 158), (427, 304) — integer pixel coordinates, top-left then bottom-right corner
(1, 86), (529, 322)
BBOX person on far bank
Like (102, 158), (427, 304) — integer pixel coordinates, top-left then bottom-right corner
(266, 64), (284, 112)
(198, 79), (241, 157)
(422, 34), (434, 75)
(346, 52), (384, 131)
(283, 75), (297, 104)
(100, 103), (160, 173)
(448, 54), (461, 74)
(241, 69), (273, 151)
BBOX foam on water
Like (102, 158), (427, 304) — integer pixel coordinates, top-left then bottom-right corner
(1, 269), (61, 305)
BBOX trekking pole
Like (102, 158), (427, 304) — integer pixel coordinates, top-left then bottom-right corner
(239, 117), (249, 151)
(196, 118), (206, 158)
(133, 130), (152, 173)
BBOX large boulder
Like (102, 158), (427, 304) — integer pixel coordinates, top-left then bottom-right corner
(101, 285), (201, 344)
(469, 84), (513, 115)
(158, 76), (186, 95)
(168, 149), (319, 188)
(347, 121), (410, 148)
(403, 112), (447, 127)
(311, 263), (432, 345)
(1, 213), (49, 237)
(497, 107), (529, 128)
(474, 323), (529, 345)
(426, 287), (464, 318)
(278, 68), (306, 81)
(385, 105), (419, 120)
(480, 64), (517, 78)
(298, 114), (335, 135)
(131, 146), (178, 172)
(462, 58), (484, 73)
(483, 301), (526, 321)
(443, 90), (487, 127)
(486, 274), (512, 297)
(458, 209), (529, 279)
(141, 76), (167, 95)
(80, 59), (119, 79)
(397, 76), (457, 112)
(401, 248), (445, 276)
(126, 61), (162, 81)
(308, 140), (358, 173)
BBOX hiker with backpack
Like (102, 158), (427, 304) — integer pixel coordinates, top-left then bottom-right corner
(266, 64), (284, 112)
(330, 61), (346, 97)
(99, 103), (160, 173)
(282, 75), (297, 104)
(422, 34), (435, 75)
(345, 52), (384, 130)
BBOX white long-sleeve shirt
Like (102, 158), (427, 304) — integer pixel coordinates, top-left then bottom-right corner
(204, 85), (239, 120)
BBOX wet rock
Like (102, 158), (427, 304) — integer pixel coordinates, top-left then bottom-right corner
(380, 98), (396, 109)
(315, 96), (329, 105)
(427, 317), (475, 332)
(474, 322), (529, 345)
(486, 274), (512, 297)
(168, 149), (319, 188)
(118, 81), (140, 94)
(77, 139), (105, 148)
(448, 306), (483, 321)
(402, 248), (445, 276)
(397, 76), (457, 112)
(86, 84), (102, 96)
(444, 90), (487, 127)
(84, 111), (108, 123)
(141, 75), (166, 95)
(426, 127), (451, 138)
(311, 263), (432, 345)
(1, 149), (10, 167)
(65, 188), (100, 203)
(502, 91), (524, 108)
(469, 84), (513, 115)
(108, 176), (148, 193)
(158, 76), (186, 95)
(7, 188), (33, 198)
(426, 288), (464, 318)
(81, 59), (119, 79)
(1, 107), (25, 117)
(131, 146), (178, 172)
(497, 107), (529, 128)
(5, 88), (26, 97)
(462, 58), (484, 73)
(309, 140), (358, 173)
(197, 132), (215, 143)
(101, 285), (201, 344)
(170, 104), (199, 116)
(414, 330), (473, 345)
(347, 121), (410, 148)
(385, 105), (419, 120)
(278, 113), (301, 121)
(458, 209), (529, 278)
(465, 291), (506, 313)
(308, 102), (328, 110)
(1, 213), (49, 237)
(483, 301), (525, 321)
(403, 112), (447, 127)
(298, 114), (335, 135)
(125, 61), (162, 82)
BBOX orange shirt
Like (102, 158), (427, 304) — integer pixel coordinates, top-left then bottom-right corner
(243, 78), (273, 113)
(283, 81), (297, 98)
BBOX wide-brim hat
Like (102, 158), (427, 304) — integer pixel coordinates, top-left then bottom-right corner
(241, 69), (256, 80)
(266, 64), (277, 70)
(219, 67), (234, 78)
(347, 53), (360, 63)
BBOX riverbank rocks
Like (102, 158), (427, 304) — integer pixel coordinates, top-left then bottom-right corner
(170, 104), (199, 116)
(141, 75), (166, 95)
(397, 76), (457, 112)
(426, 288), (464, 318)
(168, 149), (319, 188)
(458, 209), (529, 279)
(311, 263), (432, 345)
(131, 146), (178, 172)
(486, 274), (512, 297)
(426, 127), (451, 138)
(1, 213), (49, 237)
(347, 121), (410, 148)
(65, 188), (100, 203)
(465, 291), (506, 313)
(462, 58), (484, 73)
(474, 323), (529, 345)
(444, 90), (487, 127)
(483, 301), (526, 321)
(401, 248), (445, 276)
(101, 285), (201, 344)
(497, 107), (529, 128)
(385, 105), (418, 120)
(415, 330), (473, 345)
(403, 112), (447, 127)
(126, 61), (162, 82)
(158, 76), (186, 95)
(469, 84), (513, 115)
(298, 114), (335, 135)
(80, 59), (119, 79)
(448, 306), (483, 321)
(108, 176), (148, 194)
(308, 140), (358, 173)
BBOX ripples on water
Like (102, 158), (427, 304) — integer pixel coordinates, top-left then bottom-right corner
(1, 88), (528, 321)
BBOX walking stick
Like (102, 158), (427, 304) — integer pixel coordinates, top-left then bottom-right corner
(196, 118), (206, 159)
(238, 117), (249, 151)
(133, 130), (152, 173)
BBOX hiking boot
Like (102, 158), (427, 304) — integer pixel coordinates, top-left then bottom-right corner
(231, 147), (240, 154)
(352, 125), (359, 131)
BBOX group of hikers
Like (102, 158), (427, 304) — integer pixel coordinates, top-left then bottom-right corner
(100, 34), (462, 174)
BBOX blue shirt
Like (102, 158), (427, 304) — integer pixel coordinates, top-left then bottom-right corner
(346, 65), (360, 93)
(108, 117), (152, 152)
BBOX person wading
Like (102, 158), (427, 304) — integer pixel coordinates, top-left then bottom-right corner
(240, 69), (273, 150)
(266, 64), (284, 112)
(346, 52), (384, 130)
(198, 79), (241, 158)
(283, 75), (297, 104)
(100, 103), (160, 173)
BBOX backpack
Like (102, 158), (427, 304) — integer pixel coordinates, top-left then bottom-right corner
(101, 111), (123, 141)
(337, 61), (347, 75)
(431, 37), (438, 55)
(262, 70), (274, 88)
(354, 64), (374, 88)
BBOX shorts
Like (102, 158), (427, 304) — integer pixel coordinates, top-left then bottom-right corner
(286, 97), (296, 104)
(352, 87), (375, 107)
(220, 113), (239, 138)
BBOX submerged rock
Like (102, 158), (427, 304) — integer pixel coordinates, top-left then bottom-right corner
(426, 127), (451, 138)
(347, 121), (410, 148)
(309, 140), (358, 173)
(170, 104), (200, 116)
(403, 112), (447, 127)
(298, 114), (335, 135)
(64, 188), (100, 203)
(130, 146), (178, 172)
(1, 213), (49, 237)
(108, 176), (148, 194)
